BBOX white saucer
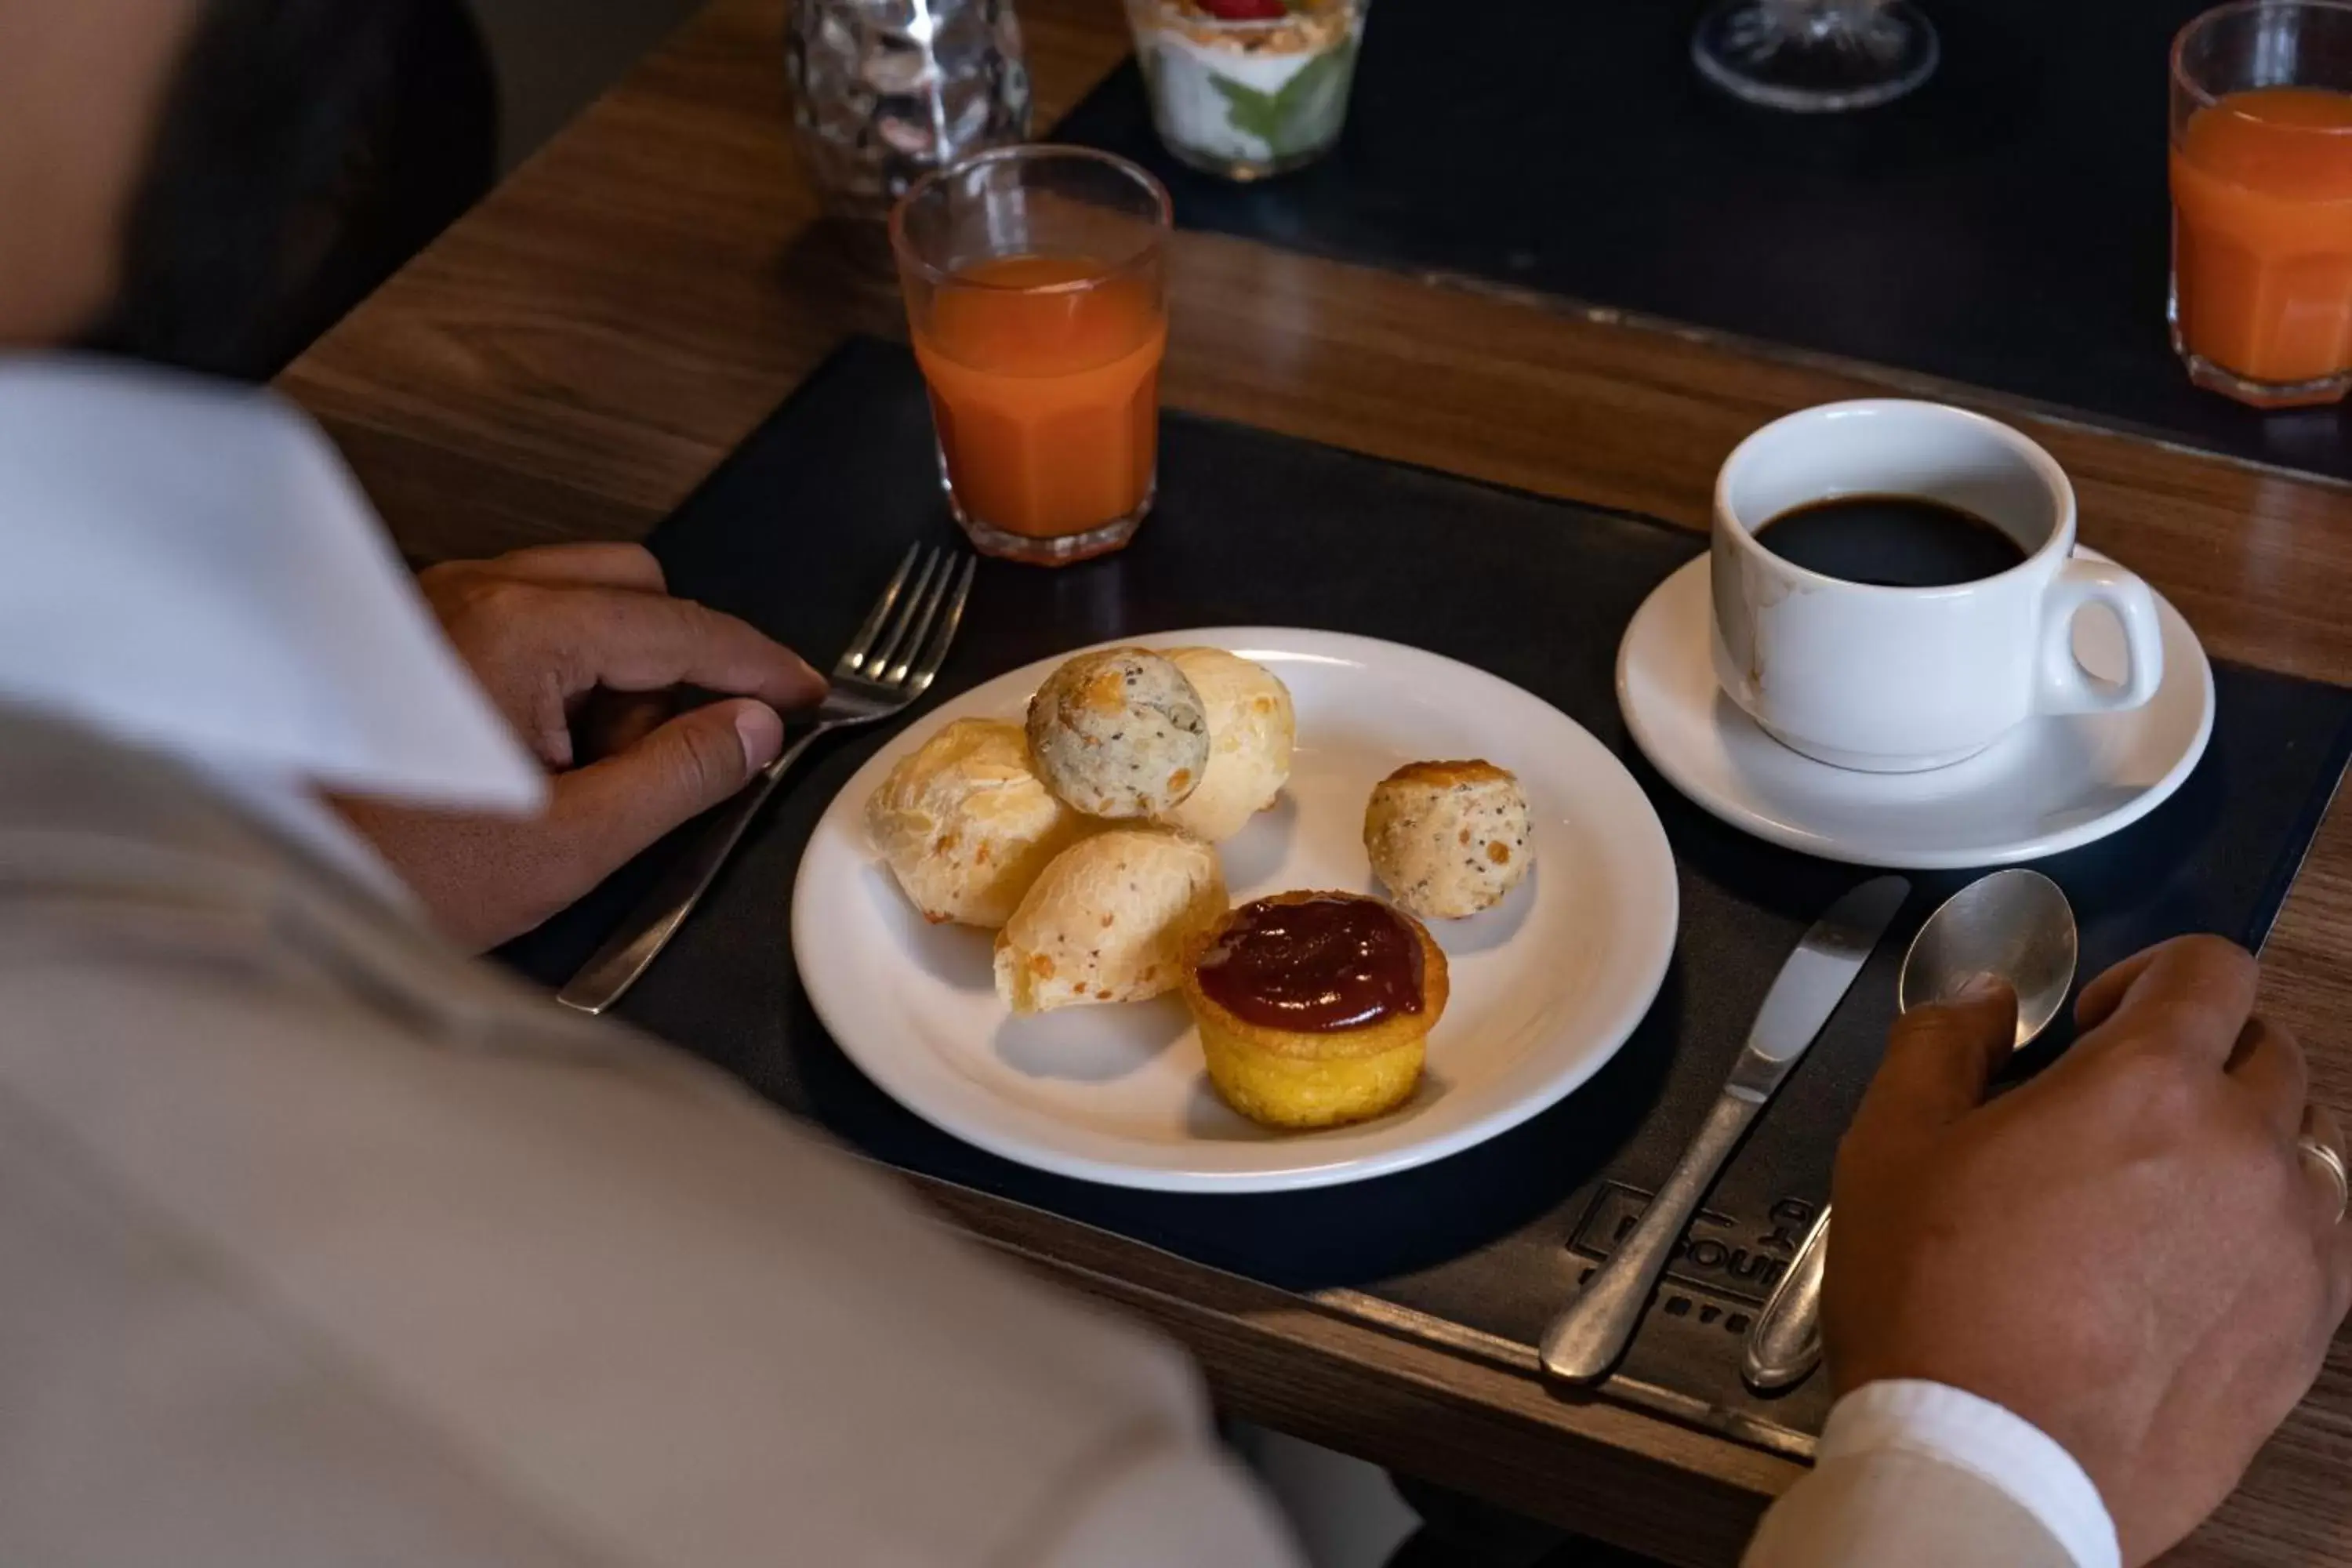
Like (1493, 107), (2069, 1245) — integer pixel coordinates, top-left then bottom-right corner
(1617, 554), (2216, 869)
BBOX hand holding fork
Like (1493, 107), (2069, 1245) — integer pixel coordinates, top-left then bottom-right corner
(558, 544), (975, 1014)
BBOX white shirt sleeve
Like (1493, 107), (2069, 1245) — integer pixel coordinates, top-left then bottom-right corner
(1818, 1380), (2121, 1568)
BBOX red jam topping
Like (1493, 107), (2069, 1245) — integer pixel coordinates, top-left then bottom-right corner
(1195, 895), (1424, 1031)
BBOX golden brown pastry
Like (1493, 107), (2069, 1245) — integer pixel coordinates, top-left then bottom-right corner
(1025, 648), (1210, 818)
(864, 719), (1096, 927)
(1153, 647), (1295, 842)
(1181, 891), (1449, 1130)
(993, 828), (1227, 1013)
(1363, 760), (1534, 920)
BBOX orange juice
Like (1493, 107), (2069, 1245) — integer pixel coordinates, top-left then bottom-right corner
(910, 255), (1167, 540)
(2172, 86), (2352, 395)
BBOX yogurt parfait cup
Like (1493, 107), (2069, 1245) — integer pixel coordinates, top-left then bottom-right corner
(1124, 0), (1366, 180)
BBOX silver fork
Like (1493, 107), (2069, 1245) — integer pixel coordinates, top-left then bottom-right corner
(557, 543), (975, 1014)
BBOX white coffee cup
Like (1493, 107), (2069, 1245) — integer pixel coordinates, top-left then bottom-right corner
(1710, 400), (2164, 773)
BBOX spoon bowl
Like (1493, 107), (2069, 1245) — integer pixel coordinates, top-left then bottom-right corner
(1898, 868), (2078, 1050)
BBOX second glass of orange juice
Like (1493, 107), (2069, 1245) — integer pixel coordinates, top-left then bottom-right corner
(891, 147), (1172, 564)
(2171, 0), (2352, 407)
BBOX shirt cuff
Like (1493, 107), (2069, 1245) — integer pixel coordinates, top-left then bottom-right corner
(1821, 1380), (2120, 1568)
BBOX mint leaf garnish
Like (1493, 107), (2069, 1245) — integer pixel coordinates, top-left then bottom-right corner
(1210, 74), (1287, 150)
(1210, 38), (1356, 159)
(1265, 40), (1355, 154)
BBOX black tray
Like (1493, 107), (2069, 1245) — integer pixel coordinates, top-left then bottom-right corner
(503, 338), (2352, 1454)
(1053, 0), (2352, 484)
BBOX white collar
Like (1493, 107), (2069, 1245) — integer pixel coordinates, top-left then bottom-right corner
(0, 355), (542, 815)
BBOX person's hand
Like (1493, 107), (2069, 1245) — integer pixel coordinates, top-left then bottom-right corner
(1827, 935), (2350, 1566)
(336, 544), (825, 950)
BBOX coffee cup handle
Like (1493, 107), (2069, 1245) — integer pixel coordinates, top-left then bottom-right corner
(2038, 557), (2165, 715)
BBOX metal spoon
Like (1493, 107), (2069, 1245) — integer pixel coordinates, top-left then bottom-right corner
(1740, 868), (2078, 1392)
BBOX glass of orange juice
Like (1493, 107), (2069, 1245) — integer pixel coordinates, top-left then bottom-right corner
(889, 146), (1172, 564)
(2171, 0), (2352, 407)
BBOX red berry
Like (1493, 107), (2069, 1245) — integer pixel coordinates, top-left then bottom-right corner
(1196, 0), (1287, 19)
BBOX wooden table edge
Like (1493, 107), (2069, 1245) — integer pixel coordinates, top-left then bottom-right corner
(903, 1170), (1798, 1565)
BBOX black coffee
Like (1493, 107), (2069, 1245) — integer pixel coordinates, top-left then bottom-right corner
(1756, 495), (2028, 588)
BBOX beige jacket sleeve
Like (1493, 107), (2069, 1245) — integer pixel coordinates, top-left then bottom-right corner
(0, 715), (1301, 1568)
(1744, 1447), (2076, 1568)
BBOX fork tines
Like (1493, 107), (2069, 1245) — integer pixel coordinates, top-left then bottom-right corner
(838, 543), (975, 699)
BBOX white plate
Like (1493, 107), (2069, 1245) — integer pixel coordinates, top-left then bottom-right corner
(1617, 555), (2216, 870)
(792, 628), (1679, 1192)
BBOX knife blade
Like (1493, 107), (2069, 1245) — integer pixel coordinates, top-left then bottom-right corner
(1539, 874), (1909, 1385)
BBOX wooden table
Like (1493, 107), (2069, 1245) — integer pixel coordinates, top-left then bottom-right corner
(278, 2), (2352, 1561)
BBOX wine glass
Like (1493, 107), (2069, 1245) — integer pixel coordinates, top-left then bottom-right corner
(1692, 0), (1940, 114)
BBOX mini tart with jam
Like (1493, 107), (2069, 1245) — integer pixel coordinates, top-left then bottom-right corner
(1181, 891), (1448, 1131)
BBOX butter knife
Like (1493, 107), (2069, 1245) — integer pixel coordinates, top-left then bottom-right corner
(1539, 875), (1908, 1385)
